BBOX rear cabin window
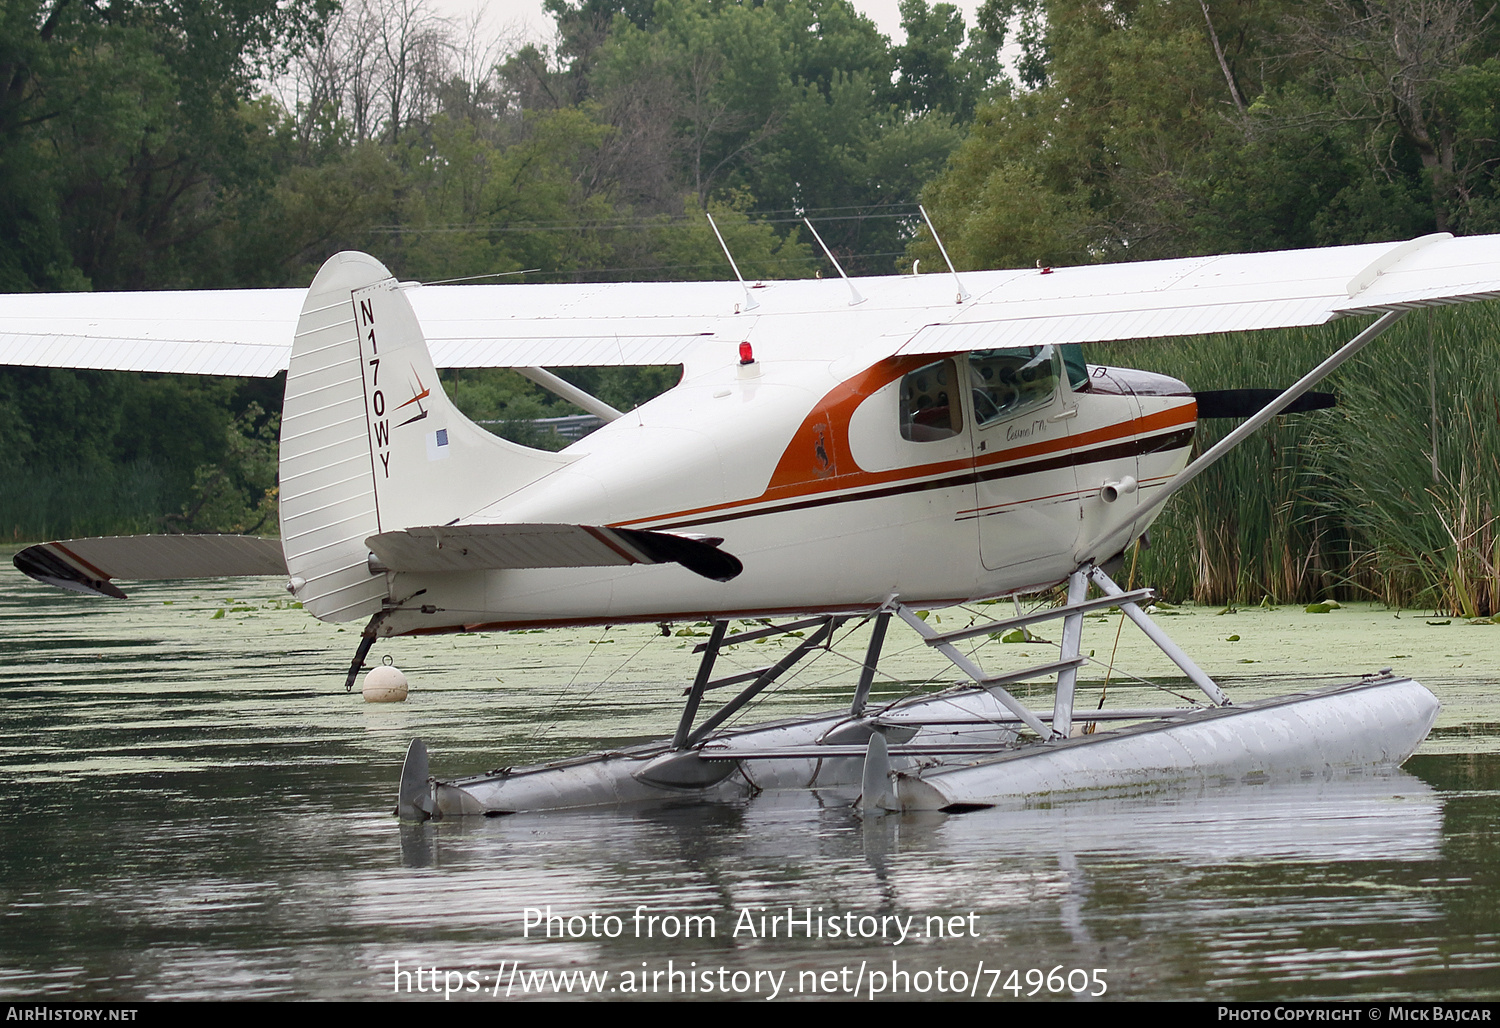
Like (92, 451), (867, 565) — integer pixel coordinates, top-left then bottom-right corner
(968, 347), (1059, 427)
(899, 359), (963, 441)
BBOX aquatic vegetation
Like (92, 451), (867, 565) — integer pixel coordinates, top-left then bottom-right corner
(1332, 306), (1500, 617)
(1098, 304), (1500, 616)
(1, 460), (180, 540)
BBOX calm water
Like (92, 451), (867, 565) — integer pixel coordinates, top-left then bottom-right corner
(1, 567), (1498, 1001)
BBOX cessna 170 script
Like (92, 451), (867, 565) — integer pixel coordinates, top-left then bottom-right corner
(5, 230), (1499, 817)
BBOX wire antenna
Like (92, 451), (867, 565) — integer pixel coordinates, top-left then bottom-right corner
(706, 212), (759, 312)
(802, 217), (865, 306)
(419, 268), (540, 286)
(919, 204), (970, 303)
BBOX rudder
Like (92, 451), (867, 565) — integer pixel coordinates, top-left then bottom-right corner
(279, 252), (570, 621)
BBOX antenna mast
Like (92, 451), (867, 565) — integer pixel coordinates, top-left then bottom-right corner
(802, 217), (864, 306)
(919, 204), (971, 304)
(706, 212), (759, 312)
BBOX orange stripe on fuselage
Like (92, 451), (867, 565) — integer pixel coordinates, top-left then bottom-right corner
(613, 356), (1196, 529)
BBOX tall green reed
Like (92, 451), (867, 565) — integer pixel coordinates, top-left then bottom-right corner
(1, 460), (183, 542)
(1097, 303), (1500, 615)
(1332, 306), (1500, 616)
(1097, 326), (1349, 605)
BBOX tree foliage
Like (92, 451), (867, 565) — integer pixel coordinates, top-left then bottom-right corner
(0, 0), (334, 291)
(915, 0), (1500, 271)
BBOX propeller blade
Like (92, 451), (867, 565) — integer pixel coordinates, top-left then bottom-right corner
(1193, 389), (1337, 419)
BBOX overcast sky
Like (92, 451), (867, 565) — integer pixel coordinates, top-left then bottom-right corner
(427, 0), (988, 48)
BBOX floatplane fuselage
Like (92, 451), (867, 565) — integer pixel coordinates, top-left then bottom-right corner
(16, 233), (1499, 815)
(368, 331), (1193, 638)
(268, 253), (1195, 642)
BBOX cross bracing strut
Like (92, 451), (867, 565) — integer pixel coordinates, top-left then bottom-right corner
(674, 616), (846, 751)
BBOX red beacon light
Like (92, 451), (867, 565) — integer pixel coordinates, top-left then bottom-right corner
(739, 341), (755, 365)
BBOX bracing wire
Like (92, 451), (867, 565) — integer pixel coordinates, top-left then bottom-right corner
(527, 626), (662, 744)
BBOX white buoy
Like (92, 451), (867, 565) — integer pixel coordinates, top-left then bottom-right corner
(362, 664), (409, 703)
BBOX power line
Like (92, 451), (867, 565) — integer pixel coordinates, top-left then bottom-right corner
(512, 250), (909, 281)
(364, 205), (925, 235)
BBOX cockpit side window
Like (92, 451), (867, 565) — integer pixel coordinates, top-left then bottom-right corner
(968, 346), (1059, 427)
(899, 359), (963, 441)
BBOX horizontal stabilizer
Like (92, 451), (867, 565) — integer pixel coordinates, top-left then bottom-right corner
(1194, 389), (1336, 419)
(367, 523), (743, 582)
(14, 535), (287, 599)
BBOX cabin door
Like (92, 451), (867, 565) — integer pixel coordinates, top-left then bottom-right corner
(965, 347), (1084, 581)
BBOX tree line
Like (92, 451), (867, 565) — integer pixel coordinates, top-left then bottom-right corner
(8, 1), (1497, 292)
(0, 0), (1009, 540)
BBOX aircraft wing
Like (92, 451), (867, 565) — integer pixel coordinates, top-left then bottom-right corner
(0, 282), (726, 376)
(897, 232), (1500, 355)
(0, 288), (304, 377)
(3, 232), (1499, 375)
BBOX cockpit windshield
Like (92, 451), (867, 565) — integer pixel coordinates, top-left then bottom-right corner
(968, 346), (1059, 427)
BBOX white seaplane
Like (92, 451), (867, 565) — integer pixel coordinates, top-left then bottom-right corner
(6, 226), (1496, 818)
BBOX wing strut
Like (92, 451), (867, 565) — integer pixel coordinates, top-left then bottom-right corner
(514, 367), (623, 422)
(1078, 308), (1407, 564)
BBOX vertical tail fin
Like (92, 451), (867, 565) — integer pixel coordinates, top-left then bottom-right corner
(279, 252), (570, 621)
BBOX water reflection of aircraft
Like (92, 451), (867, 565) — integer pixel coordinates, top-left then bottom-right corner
(394, 774), (1444, 881)
(7, 231), (1497, 817)
(378, 774), (1443, 1001)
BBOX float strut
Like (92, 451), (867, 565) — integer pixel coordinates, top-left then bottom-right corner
(683, 618), (843, 749)
(673, 620), (729, 749)
(850, 611), (891, 716)
(1087, 566), (1228, 706)
(1052, 567), (1090, 737)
